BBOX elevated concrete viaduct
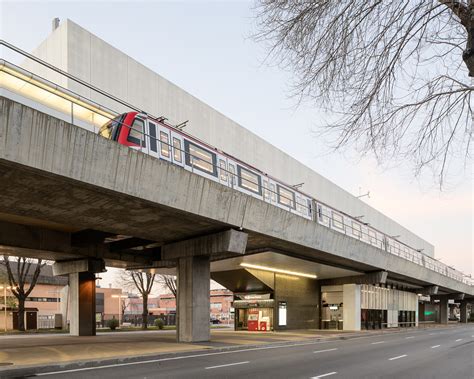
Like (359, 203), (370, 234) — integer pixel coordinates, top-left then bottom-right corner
(0, 97), (472, 338)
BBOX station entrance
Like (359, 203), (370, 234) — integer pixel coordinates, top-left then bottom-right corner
(233, 293), (274, 331)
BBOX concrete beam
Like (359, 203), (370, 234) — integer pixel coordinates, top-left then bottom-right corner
(108, 237), (155, 253)
(52, 259), (105, 276)
(162, 229), (247, 260)
(418, 286), (439, 295)
(320, 271), (387, 286)
(71, 229), (115, 246)
(432, 293), (465, 301)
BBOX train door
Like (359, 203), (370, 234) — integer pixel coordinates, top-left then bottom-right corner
(217, 156), (228, 186)
(146, 119), (160, 159)
(169, 132), (184, 167)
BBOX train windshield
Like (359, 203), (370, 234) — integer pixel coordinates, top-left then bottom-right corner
(99, 114), (124, 140)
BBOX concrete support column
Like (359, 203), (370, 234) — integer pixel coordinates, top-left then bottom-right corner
(439, 296), (449, 324)
(69, 272), (96, 336)
(177, 255), (210, 342)
(459, 301), (468, 323)
(418, 302), (426, 322)
(342, 284), (361, 331)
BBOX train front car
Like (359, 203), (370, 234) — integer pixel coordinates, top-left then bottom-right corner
(98, 112), (141, 147)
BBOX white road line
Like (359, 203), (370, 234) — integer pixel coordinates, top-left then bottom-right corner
(431, 345), (441, 349)
(455, 339), (462, 342)
(389, 354), (407, 361)
(371, 341), (385, 345)
(314, 348), (338, 353)
(311, 372), (338, 378)
(405, 336), (415, 339)
(205, 361), (249, 370)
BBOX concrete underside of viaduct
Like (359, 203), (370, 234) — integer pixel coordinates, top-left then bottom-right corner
(0, 96), (472, 339)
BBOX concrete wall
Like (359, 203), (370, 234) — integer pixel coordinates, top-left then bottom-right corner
(28, 19), (434, 257)
(343, 284), (361, 331)
(274, 275), (320, 330)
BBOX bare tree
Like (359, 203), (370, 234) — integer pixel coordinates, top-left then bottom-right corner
(117, 270), (155, 329)
(254, 1), (473, 187)
(156, 275), (177, 298)
(1, 257), (45, 331)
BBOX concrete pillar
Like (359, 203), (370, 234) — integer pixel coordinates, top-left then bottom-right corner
(439, 296), (449, 324)
(177, 255), (210, 342)
(459, 301), (468, 323)
(418, 302), (425, 322)
(342, 284), (361, 331)
(69, 272), (96, 336)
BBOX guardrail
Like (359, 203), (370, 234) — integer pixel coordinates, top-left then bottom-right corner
(0, 40), (472, 288)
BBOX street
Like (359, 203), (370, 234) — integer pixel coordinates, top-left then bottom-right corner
(28, 325), (474, 379)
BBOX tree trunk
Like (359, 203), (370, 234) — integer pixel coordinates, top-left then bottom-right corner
(17, 298), (25, 331)
(142, 293), (148, 330)
(464, 3), (474, 76)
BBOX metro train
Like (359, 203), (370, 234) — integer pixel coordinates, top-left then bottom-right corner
(98, 111), (419, 263)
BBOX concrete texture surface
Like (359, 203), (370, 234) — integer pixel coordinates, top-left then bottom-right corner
(0, 96), (472, 296)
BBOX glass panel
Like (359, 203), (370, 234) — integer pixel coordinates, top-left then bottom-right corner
(148, 122), (157, 152)
(160, 131), (170, 157)
(229, 164), (236, 185)
(352, 221), (362, 238)
(238, 165), (261, 194)
(173, 137), (182, 162)
(263, 180), (270, 201)
(270, 183), (276, 202)
(332, 212), (344, 230)
(219, 159), (227, 181)
(277, 185), (295, 208)
(128, 118), (144, 145)
(185, 140), (217, 176)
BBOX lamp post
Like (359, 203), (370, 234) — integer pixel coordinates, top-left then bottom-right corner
(112, 294), (128, 327)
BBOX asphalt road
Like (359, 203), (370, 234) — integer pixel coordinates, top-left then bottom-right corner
(28, 325), (474, 379)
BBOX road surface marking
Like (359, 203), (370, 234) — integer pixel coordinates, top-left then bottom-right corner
(431, 345), (441, 349)
(312, 372), (337, 378)
(205, 361), (249, 370)
(371, 341), (385, 345)
(389, 354), (407, 361)
(405, 336), (415, 339)
(455, 339), (462, 342)
(313, 348), (338, 353)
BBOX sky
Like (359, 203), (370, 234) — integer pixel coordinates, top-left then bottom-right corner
(0, 1), (472, 290)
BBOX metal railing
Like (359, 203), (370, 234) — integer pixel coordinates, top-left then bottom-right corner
(0, 40), (472, 288)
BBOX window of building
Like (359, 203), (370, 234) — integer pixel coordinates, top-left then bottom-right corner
(352, 221), (362, 238)
(173, 137), (182, 162)
(237, 165), (261, 194)
(184, 140), (217, 176)
(332, 211), (344, 230)
(148, 122), (158, 153)
(160, 131), (170, 157)
(127, 118), (144, 145)
(210, 303), (222, 310)
(277, 185), (295, 208)
(219, 159), (227, 182)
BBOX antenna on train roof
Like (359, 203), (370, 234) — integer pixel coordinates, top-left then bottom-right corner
(291, 183), (304, 189)
(175, 120), (188, 130)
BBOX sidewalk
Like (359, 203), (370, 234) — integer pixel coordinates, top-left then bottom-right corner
(0, 324), (462, 376)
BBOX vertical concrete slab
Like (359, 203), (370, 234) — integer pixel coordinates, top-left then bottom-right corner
(418, 302), (425, 323)
(69, 272), (96, 336)
(459, 301), (468, 323)
(177, 256), (210, 342)
(439, 296), (449, 324)
(343, 284), (361, 331)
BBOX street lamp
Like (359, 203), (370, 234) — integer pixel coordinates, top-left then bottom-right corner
(111, 294), (128, 327)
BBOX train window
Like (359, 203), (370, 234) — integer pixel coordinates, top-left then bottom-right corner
(228, 164), (236, 185)
(184, 140), (217, 176)
(368, 229), (377, 245)
(270, 183), (276, 202)
(332, 211), (344, 230)
(277, 185), (295, 209)
(263, 180), (270, 201)
(307, 199), (312, 217)
(317, 204), (323, 221)
(160, 132), (170, 157)
(173, 138), (182, 162)
(352, 221), (362, 238)
(219, 160), (227, 182)
(128, 118), (144, 145)
(99, 114), (124, 140)
(237, 165), (262, 195)
(148, 122), (158, 152)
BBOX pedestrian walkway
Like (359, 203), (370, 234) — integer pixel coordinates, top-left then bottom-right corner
(0, 325), (460, 373)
